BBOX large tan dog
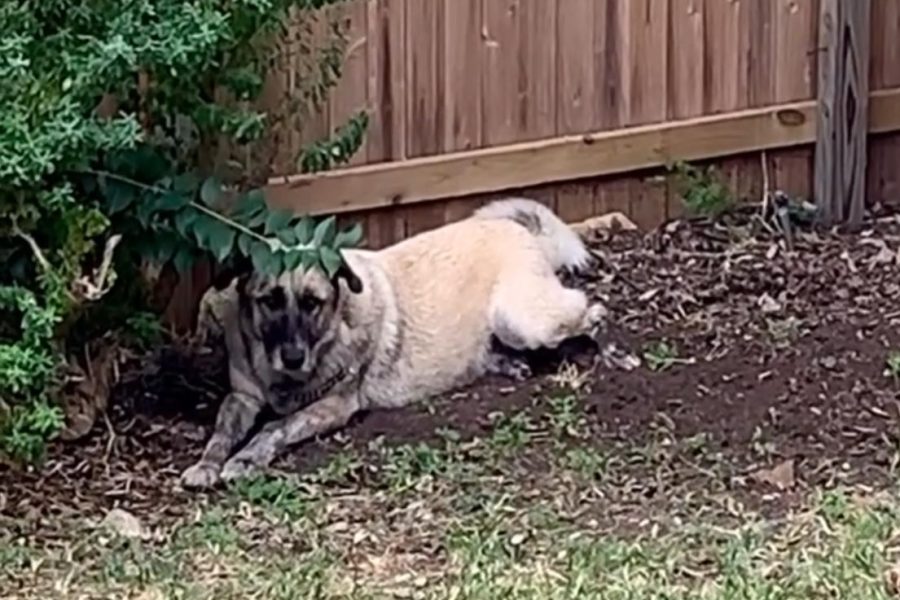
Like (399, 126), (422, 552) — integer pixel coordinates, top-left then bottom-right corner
(180, 198), (607, 489)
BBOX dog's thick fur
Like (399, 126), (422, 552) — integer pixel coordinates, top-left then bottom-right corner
(180, 198), (606, 488)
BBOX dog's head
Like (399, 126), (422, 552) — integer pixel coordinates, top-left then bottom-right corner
(237, 258), (363, 381)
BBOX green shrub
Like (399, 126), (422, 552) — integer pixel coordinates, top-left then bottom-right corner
(0, 0), (367, 463)
(669, 160), (734, 217)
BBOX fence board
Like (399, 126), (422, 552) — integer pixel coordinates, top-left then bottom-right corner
(482, 0), (521, 146)
(519, 0), (558, 141)
(771, 0), (818, 199)
(555, 0), (596, 222)
(869, 0), (900, 207)
(704, 0), (744, 114)
(330, 1), (369, 165)
(406, 0), (444, 158)
(669, 0), (706, 120)
(620, 0), (670, 228)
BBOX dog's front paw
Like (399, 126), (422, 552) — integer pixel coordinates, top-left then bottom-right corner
(220, 456), (262, 483)
(180, 461), (221, 490)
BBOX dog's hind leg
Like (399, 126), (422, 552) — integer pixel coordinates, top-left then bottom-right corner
(220, 393), (360, 482)
(490, 275), (607, 352)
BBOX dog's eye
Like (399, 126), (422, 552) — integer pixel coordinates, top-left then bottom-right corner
(259, 289), (286, 311)
(298, 295), (322, 312)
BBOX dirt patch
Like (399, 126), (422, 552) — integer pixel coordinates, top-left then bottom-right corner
(5, 210), (900, 533)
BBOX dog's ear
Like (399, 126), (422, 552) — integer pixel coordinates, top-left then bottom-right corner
(333, 257), (363, 294)
(212, 254), (252, 291)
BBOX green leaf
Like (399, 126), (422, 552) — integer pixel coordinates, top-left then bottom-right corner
(300, 249), (318, 271)
(173, 248), (195, 274)
(207, 221), (236, 262)
(154, 233), (180, 264)
(173, 173), (201, 195)
(155, 192), (190, 212)
(294, 217), (315, 244)
(200, 176), (224, 207)
(312, 215), (337, 248)
(237, 233), (254, 257)
(248, 209), (268, 228)
(334, 222), (363, 248)
(232, 189), (266, 220)
(265, 209), (295, 235)
(277, 227), (297, 246)
(263, 253), (284, 276)
(191, 214), (214, 247)
(174, 208), (198, 238)
(319, 246), (343, 278)
(250, 241), (272, 273)
(284, 250), (303, 271)
(136, 192), (158, 227)
(103, 179), (136, 214)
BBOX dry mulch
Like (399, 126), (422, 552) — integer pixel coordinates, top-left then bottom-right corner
(5, 207), (900, 535)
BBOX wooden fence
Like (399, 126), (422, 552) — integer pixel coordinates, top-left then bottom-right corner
(165, 0), (900, 326)
(261, 0), (900, 246)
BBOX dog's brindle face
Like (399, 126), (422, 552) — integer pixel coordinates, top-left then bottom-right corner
(240, 264), (362, 382)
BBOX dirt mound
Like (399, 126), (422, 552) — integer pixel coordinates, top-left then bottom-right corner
(5, 210), (900, 529)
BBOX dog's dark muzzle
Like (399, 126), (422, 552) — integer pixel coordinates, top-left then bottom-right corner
(281, 345), (306, 370)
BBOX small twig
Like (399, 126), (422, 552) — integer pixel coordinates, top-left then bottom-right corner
(12, 224), (52, 273)
(761, 150), (772, 216)
(81, 169), (319, 253)
(102, 410), (117, 474)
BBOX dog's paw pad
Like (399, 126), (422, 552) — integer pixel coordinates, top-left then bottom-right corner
(180, 462), (221, 490)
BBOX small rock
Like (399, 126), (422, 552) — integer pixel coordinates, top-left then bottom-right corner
(757, 293), (782, 314)
(751, 459), (795, 491)
(102, 508), (147, 539)
(819, 356), (838, 370)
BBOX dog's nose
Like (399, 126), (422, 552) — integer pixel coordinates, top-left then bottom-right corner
(281, 346), (306, 369)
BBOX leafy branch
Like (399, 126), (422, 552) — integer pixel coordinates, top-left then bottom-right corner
(88, 169), (363, 278)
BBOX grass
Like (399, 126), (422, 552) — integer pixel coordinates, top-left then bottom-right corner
(4, 380), (900, 599)
(6, 482), (899, 598)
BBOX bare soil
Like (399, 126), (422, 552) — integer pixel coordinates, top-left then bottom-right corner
(5, 209), (900, 535)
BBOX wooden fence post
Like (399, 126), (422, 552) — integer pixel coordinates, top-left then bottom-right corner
(815, 0), (871, 228)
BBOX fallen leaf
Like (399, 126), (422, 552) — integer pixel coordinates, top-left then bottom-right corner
(752, 460), (795, 490)
(885, 562), (900, 597)
(102, 508), (147, 539)
(757, 293), (782, 314)
(571, 212), (638, 235)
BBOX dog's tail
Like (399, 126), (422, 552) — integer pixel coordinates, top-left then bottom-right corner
(472, 197), (591, 272)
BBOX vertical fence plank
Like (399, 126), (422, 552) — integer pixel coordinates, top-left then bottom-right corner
(556, 0), (597, 222)
(620, 0), (670, 229)
(519, 0), (558, 142)
(330, 0), (369, 166)
(772, 0), (818, 200)
(868, 0), (900, 209)
(703, 0), (743, 114)
(667, 0), (706, 218)
(743, 0), (776, 108)
(815, 0), (870, 227)
(591, 0), (630, 217)
(402, 0), (447, 236)
(364, 0), (407, 246)
(441, 0), (484, 224)
(704, 0), (748, 203)
(669, 0), (705, 121)
(406, 0), (444, 158)
(483, 0), (522, 146)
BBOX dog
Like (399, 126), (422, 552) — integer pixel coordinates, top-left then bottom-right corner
(180, 198), (607, 489)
